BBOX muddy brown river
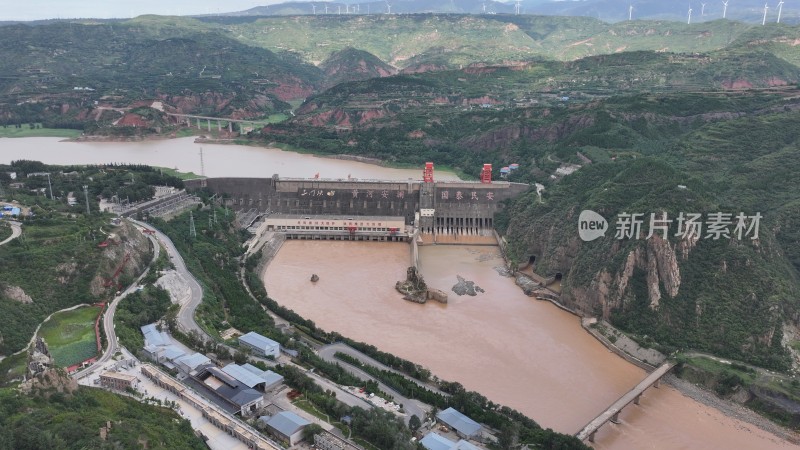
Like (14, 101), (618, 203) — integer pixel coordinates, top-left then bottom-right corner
(264, 241), (799, 449)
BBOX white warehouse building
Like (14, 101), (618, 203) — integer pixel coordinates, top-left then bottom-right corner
(239, 332), (280, 359)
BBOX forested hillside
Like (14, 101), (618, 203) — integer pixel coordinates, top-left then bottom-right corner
(0, 386), (206, 449)
(265, 85), (800, 369)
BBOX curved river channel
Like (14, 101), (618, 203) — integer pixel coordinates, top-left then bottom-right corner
(3, 136), (798, 449)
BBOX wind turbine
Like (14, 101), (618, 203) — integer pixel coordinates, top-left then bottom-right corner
(777, 0), (785, 23)
(762, 2), (769, 25)
(515, 0), (522, 15)
(722, 0), (729, 19)
(688, 7), (693, 24)
(324, 4), (329, 14)
(701, 3), (706, 15)
(386, 1), (392, 14)
(482, 2), (487, 13)
(337, 5), (341, 14)
(629, 4), (633, 21)
(312, 4), (317, 15)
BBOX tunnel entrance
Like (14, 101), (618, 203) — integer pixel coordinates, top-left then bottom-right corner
(528, 255), (536, 266)
(554, 273), (563, 281)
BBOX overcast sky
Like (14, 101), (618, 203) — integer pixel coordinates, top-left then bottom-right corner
(2, 1), (287, 21)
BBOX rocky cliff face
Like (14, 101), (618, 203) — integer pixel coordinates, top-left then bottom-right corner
(504, 158), (795, 368)
(564, 234), (686, 318)
(89, 222), (152, 296)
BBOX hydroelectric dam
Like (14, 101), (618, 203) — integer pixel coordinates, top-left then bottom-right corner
(185, 163), (529, 241)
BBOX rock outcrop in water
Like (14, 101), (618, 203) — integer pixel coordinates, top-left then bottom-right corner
(395, 266), (448, 304)
(452, 275), (485, 296)
(310, 274), (319, 282)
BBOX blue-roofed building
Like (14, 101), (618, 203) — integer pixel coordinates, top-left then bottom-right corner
(141, 323), (169, 347)
(437, 408), (481, 439)
(162, 345), (186, 362)
(239, 331), (280, 358)
(174, 353), (212, 374)
(222, 363), (284, 391)
(260, 411), (311, 446)
(420, 432), (481, 450)
(141, 323), (184, 364)
(420, 432), (455, 450)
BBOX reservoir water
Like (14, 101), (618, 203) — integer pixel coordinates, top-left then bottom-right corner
(3, 137), (797, 449)
(0, 137), (459, 181)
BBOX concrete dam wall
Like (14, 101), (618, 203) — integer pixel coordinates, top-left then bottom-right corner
(185, 176), (529, 232)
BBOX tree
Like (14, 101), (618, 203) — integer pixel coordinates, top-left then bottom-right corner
(408, 415), (421, 433)
(303, 424), (324, 442)
(497, 422), (520, 450)
(233, 350), (247, 365)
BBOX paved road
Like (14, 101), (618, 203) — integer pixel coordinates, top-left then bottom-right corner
(681, 351), (790, 382)
(319, 344), (430, 423)
(320, 343), (448, 397)
(133, 219), (372, 410)
(0, 220), (21, 246)
(130, 219), (207, 340)
(73, 230), (160, 379)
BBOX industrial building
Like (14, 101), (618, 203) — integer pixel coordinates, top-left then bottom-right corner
(141, 323), (186, 366)
(185, 165), (528, 239)
(239, 331), (280, 359)
(436, 408), (482, 439)
(99, 371), (138, 391)
(222, 363), (284, 392)
(140, 364), (278, 450)
(264, 214), (408, 241)
(419, 432), (481, 450)
(194, 366), (265, 417)
(260, 411), (311, 446)
(175, 353), (213, 375)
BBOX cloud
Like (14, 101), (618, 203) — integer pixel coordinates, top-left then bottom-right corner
(2, 1), (285, 21)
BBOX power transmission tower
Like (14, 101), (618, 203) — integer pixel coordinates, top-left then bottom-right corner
(213, 209), (218, 225)
(199, 147), (205, 177)
(208, 215), (213, 228)
(83, 185), (90, 215)
(189, 211), (197, 238)
(0, 180), (5, 199)
(47, 173), (54, 200)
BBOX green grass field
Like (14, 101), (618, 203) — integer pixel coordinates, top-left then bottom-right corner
(154, 166), (204, 180)
(38, 305), (102, 367)
(0, 124), (82, 138)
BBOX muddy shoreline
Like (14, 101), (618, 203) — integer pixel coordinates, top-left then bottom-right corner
(665, 374), (800, 445)
(502, 255), (800, 444)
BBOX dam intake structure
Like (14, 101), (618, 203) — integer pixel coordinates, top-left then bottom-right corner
(185, 163), (529, 242)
